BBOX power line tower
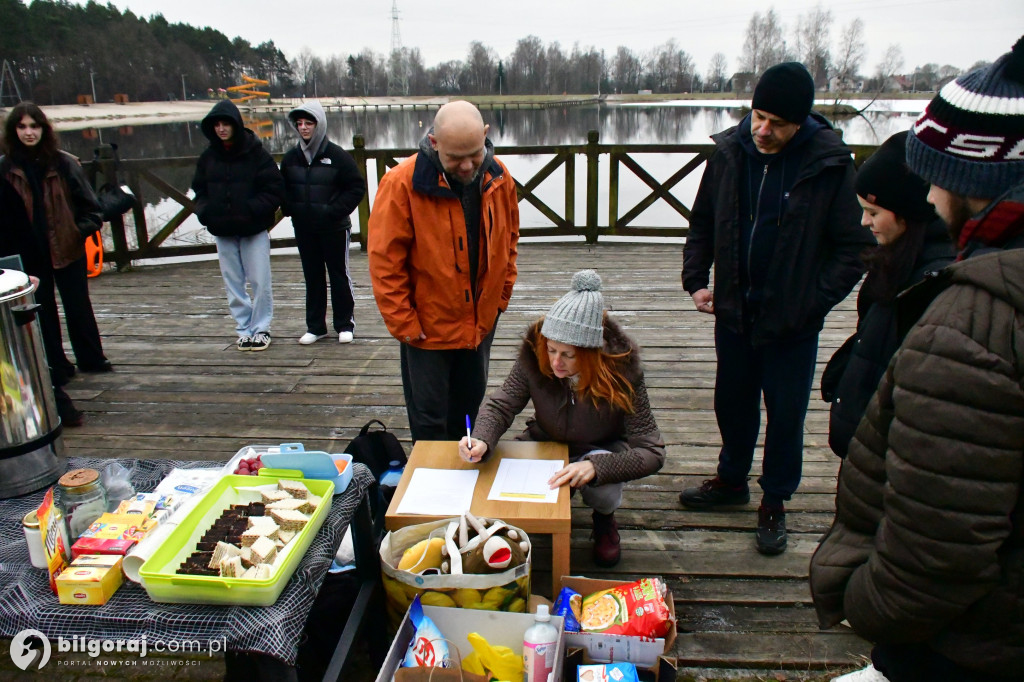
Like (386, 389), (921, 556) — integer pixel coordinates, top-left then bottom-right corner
(0, 60), (23, 107)
(387, 0), (409, 96)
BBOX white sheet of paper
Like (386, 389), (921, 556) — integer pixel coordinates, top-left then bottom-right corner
(394, 468), (479, 516)
(487, 458), (564, 504)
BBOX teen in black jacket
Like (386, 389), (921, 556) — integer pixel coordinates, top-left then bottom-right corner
(192, 100), (284, 351)
(280, 100), (365, 344)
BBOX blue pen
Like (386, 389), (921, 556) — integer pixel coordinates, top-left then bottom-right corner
(465, 414), (474, 451)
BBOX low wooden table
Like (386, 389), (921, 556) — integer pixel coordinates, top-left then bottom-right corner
(384, 440), (571, 596)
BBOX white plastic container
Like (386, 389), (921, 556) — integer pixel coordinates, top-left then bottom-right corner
(523, 604), (559, 682)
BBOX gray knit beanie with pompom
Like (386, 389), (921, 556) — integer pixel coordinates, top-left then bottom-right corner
(541, 270), (605, 348)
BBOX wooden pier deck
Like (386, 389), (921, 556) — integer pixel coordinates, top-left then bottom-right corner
(61, 242), (869, 679)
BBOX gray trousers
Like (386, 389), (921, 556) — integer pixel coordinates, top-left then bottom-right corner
(575, 449), (623, 515)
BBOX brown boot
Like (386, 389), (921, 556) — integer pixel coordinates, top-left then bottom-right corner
(591, 510), (621, 567)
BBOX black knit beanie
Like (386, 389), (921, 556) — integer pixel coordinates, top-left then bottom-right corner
(856, 131), (934, 222)
(751, 62), (815, 123)
(906, 35), (1024, 198)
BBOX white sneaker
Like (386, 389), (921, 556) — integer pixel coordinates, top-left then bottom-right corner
(299, 332), (327, 345)
(338, 331), (354, 344)
(832, 665), (890, 682)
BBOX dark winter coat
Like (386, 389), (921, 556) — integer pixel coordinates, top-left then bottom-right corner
(281, 140), (364, 232)
(1, 151), (102, 270)
(824, 219), (954, 457)
(810, 192), (1024, 675)
(472, 317), (665, 486)
(191, 100), (284, 238)
(682, 112), (872, 346)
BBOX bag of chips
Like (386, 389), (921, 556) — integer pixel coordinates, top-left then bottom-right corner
(578, 577), (672, 638)
(402, 595), (452, 669)
(553, 586), (583, 632)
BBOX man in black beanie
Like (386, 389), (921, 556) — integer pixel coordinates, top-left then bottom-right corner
(680, 61), (871, 555)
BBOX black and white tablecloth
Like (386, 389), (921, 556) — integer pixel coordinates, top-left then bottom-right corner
(0, 457), (373, 664)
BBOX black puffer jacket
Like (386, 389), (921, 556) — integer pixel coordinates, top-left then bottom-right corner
(280, 105), (365, 231)
(682, 112), (872, 345)
(825, 219), (954, 457)
(191, 100), (284, 238)
(810, 241), (1024, 676)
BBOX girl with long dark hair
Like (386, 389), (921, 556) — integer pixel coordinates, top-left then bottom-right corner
(821, 131), (954, 457)
(0, 102), (110, 424)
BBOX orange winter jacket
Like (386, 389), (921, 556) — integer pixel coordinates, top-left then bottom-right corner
(368, 148), (519, 350)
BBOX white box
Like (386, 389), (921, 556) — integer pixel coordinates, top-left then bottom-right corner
(560, 576), (676, 668)
(377, 604), (565, 682)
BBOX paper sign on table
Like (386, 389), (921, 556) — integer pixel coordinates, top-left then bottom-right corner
(394, 468), (479, 515)
(487, 458), (564, 504)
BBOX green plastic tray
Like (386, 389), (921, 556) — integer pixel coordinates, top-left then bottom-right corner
(138, 474), (334, 606)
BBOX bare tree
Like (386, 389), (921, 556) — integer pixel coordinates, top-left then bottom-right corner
(464, 41), (497, 94)
(406, 47), (428, 94)
(293, 47), (315, 94)
(706, 52), (728, 92)
(547, 42), (569, 94)
(740, 9), (787, 74)
(613, 46), (643, 94)
(833, 18), (866, 88)
(508, 35), (546, 94)
(794, 4), (832, 87)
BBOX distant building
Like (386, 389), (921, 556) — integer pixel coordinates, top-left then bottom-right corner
(728, 72), (756, 93)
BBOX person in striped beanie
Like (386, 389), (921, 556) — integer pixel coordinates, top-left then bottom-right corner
(812, 36), (1024, 682)
(906, 35), (1024, 258)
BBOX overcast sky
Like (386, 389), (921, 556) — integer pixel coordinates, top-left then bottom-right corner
(108, 0), (1021, 75)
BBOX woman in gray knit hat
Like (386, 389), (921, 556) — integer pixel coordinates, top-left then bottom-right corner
(459, 270), (665, 567)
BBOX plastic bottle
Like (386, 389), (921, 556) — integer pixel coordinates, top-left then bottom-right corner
(523, 604), (558, 682)
(379, 461), (404, 488)
(378, 460), (404, 505)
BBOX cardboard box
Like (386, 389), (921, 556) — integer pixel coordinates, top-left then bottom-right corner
(71, 513), (158, 558)
(56, 554), (124, 605)
(565, 648), (677, 682)
(559, 576), (677, 668)
(377, 603), (566, 682)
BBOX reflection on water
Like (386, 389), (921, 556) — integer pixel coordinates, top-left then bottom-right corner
(59, 103), (921, 253)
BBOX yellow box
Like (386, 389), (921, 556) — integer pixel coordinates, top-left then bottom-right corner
(56, 554), (124, 605)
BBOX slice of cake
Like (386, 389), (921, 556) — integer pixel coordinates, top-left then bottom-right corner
(278, 479), (309, 500)
(261, 489), (292, 504)
(270, 509), (309, 532)
(250, 536), (277, 565)
(266, 498), (306, 512)
(253, 563), (273, 580)
(219, 555), (244, 577)
(208, 541), (241, 569)
(277, 530), (296, 544)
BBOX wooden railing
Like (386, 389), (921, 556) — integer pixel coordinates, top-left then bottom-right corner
(86, 134), (876, 270)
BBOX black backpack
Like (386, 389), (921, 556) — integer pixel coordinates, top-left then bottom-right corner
(343, 419), (407, 482)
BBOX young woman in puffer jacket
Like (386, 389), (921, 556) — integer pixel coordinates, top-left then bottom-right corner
(459, 270), (665, 567)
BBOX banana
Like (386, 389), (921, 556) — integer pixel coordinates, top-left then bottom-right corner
(419, 590), (457, 608)
(397, 537), (445, 573)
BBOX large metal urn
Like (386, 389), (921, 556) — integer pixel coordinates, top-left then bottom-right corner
(0, 268), (64, 498)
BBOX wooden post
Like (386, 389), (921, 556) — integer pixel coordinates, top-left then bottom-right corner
(585, 130), (599, 244)
(564, 152), (575, 231)
(94, 144), (132, 271)
(351, 135), (370, 250)
(608, 151), (619, 235)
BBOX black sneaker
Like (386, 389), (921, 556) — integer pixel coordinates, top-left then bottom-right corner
(249, 332), (271, 352)
(237, 336), (252, 351)
(678, 477), (750, 509)
(755, 504), (787, 555)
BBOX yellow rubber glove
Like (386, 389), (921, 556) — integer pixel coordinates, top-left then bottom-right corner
(461, 632), (523, 682)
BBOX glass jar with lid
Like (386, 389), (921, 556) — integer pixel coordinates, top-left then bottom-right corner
(55, 468), (108, 539)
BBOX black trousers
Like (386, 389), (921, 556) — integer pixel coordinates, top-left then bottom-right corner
(295, 225), (354, 335)
(713, 321), (818, 505)
(33, 256), (107, 383)
(399, 324), (497, 442)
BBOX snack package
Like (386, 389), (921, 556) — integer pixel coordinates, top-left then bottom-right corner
(402, 595), (453, 669)
(37, 488), (70, 595)
(553, 586), (583, 632)
(578, 577), (672, 638)
(577, 662), (640, 682)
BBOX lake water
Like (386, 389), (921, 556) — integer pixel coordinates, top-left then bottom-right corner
(58, 101), (925, 254)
